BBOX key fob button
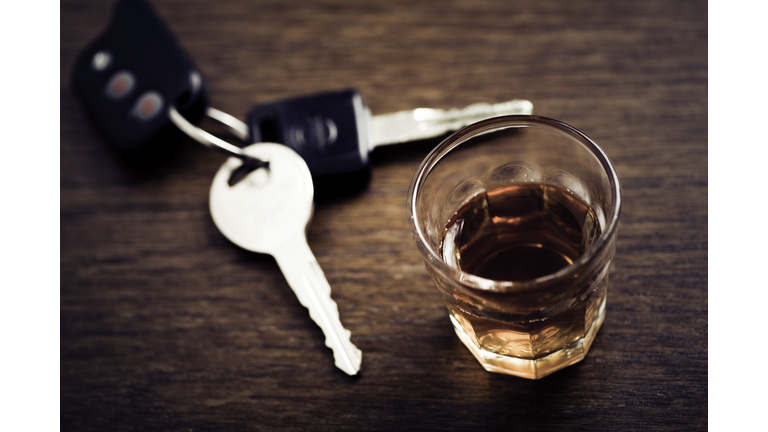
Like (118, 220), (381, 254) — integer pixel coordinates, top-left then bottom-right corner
(91, 50), (113, 71)
(292, 114), (338, 154)
(132, 91), (164, 121)
(104, 70), (136, 100)
(247, 89), (368, 177)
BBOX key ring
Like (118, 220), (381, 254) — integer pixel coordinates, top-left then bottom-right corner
(168, 105), (269, 171)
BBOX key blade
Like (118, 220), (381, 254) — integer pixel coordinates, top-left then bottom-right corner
(274, 236), (362, 376)
(299, 275), (362, 375)
(369, 99), (533, 148)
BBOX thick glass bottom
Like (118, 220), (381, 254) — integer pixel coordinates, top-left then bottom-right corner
(449, 298), (606, 379)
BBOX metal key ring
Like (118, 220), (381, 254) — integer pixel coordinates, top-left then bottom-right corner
(168, 105), (268, 170)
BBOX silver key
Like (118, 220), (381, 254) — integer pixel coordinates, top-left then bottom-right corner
(209, 143), (362, 375)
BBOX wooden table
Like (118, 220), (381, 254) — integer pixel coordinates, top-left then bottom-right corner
(61, 0), (707, 429)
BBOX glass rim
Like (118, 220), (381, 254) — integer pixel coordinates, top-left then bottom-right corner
(407, 115), (622, 293)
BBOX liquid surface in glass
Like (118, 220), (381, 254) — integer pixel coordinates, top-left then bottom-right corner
(441, 183), (600, 281)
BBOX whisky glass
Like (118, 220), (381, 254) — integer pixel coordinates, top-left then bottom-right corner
(407, 115), (621, 379)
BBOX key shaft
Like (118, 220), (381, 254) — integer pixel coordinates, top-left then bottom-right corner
(273, 235), (362, 376)
(369, 99), (533, 148)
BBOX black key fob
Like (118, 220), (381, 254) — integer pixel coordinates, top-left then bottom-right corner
(71, 0), (208, 159)
(247, 89), (370, 177)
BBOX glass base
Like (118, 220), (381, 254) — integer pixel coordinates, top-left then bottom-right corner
(450, 301), (606, 379)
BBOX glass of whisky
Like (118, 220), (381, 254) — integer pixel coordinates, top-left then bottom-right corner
(407, 115), (621, 379)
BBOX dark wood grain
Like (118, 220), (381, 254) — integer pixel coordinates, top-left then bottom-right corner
(61, 0), (707, 430)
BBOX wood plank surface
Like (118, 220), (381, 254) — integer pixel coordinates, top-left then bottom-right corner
(60, 0), (707, 430)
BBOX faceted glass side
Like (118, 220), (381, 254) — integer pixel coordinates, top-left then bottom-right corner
(445, 281), (607, 379)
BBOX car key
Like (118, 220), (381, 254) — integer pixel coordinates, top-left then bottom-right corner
(247, 89), (533, 177)
(209, 143), (362, 375)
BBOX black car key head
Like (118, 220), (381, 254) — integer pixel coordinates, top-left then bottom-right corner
(71, 0), (208, 159)
(248, 89), (370, 178)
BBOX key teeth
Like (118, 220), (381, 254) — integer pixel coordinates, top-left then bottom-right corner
(329, 343), (362, 376)
(275, 247), (361, 375)
(320, 325), (362, 375)
(302, 297), (362, 375)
